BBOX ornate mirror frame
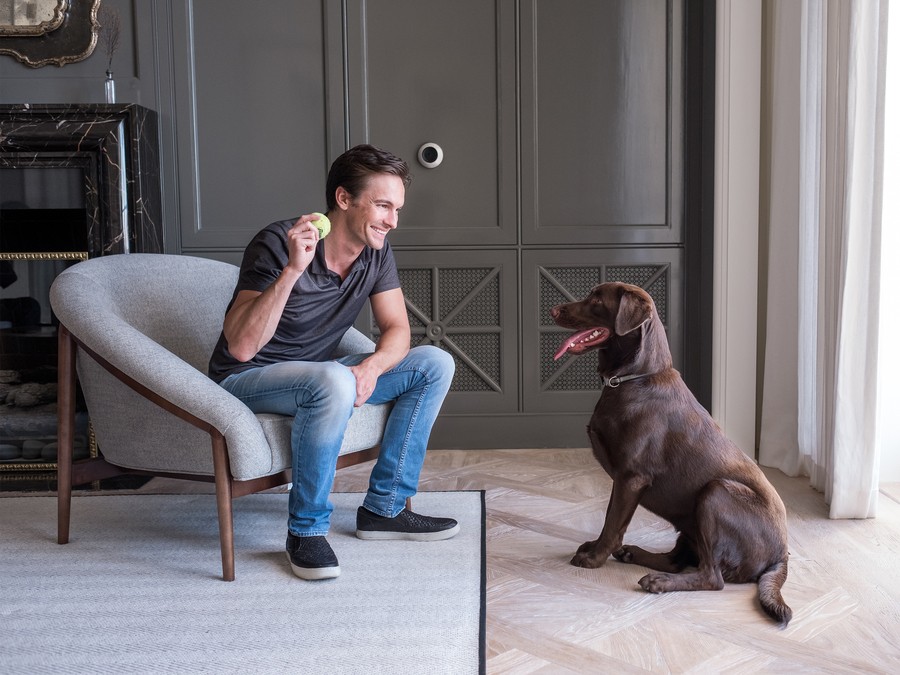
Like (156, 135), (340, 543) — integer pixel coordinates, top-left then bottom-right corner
(0, 0), (101, 67)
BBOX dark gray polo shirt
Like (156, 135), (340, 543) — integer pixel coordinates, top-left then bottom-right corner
(208, 219), (400, 383)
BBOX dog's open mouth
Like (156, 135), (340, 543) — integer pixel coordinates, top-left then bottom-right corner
(553, 327), (611, 360)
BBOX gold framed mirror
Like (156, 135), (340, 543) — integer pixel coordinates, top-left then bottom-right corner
(0, 0), (67, 36)
(0, 0), (101, 67)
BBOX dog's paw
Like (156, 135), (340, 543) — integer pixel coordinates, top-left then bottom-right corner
(571, 548), (606, 569)
(574, 540), (594, 555)
(570, 553), (604, 569)
(613, 547), (634, 563)
(638, 572), (674, 593)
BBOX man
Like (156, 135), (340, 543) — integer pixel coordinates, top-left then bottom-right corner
(208, 145), (457, 580)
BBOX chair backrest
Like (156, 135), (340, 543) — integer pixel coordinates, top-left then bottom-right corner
(49, 253), (267, 478)
(51, 253), (238, 372)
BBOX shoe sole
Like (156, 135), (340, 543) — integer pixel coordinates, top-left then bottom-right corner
(355, 522), (461, 542)
(285, 551), (341, 580)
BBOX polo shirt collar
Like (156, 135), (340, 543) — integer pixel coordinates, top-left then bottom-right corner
(307, 241), (370, 280)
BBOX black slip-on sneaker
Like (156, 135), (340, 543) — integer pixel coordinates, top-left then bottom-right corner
(355, 506), (460, 541)
(285, 533), (340, 580)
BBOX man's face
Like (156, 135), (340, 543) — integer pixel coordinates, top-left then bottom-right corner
(344, 173), (405, 250)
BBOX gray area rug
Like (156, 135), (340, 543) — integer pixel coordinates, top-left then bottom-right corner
(0, 491), (485, 674)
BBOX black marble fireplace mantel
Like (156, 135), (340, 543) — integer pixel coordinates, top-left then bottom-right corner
(0, 103), (162, 257)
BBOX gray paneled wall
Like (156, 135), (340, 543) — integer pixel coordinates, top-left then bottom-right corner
(0, 0), (711, 449)
(346, 0), (687, 446)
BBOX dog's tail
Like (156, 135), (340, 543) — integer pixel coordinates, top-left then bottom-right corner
(758, 559), (792, 627)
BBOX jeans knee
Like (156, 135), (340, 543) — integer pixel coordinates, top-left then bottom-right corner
(411, 345), (455, 386)
(309, 362), (357, 408)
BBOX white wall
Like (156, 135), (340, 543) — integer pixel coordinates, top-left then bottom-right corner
(877, 6), (900, 483)
(712, 0), (761, 455)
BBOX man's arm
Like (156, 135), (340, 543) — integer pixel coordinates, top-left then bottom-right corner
(348, 287), (411, 406)
(223, 216), (320, 362)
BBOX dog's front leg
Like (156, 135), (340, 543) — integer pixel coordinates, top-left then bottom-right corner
(571, 473), (648, 568)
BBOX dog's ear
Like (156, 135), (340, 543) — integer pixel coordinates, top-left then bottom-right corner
(615, 288), (653, 335)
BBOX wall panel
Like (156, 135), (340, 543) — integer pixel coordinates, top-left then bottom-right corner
(175, 0), (331, 251)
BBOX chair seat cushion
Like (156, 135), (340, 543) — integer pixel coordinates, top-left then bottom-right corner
(256, 403), (393, 470)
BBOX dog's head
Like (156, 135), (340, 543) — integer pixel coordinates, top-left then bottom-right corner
(550, 282), (671, 374)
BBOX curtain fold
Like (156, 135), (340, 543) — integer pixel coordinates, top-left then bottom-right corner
(759, 0), (888, 518)
(827, 0), (887, 517)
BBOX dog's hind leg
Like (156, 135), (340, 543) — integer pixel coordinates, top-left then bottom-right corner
(638, 567), (725, 593)
(613, 533), (698, 573)
(636, 480), (740, 593)
(635, 529), (724, 592)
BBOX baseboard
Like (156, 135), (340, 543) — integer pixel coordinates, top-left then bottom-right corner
(429, 412), (593, 449)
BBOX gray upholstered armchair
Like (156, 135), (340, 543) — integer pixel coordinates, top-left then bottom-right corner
(49, 253), (392, 580)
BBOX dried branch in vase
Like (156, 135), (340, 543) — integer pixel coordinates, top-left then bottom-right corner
(98, 4), (122, 74)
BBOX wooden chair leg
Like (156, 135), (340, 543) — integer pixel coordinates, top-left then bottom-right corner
(211, 433), (236, 581)
(57, 325), (75, 545)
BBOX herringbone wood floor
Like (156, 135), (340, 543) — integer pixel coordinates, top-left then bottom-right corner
(334, 448), (900, 674)
(108, 448), (900, 673)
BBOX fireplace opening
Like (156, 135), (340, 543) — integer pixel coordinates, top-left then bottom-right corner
(1, 103), (162, 489)
(1, 167), (92, 487)
(0, 166), (90, 254)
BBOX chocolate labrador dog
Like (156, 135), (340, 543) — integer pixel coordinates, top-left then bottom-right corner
(551, 282), (792, 626)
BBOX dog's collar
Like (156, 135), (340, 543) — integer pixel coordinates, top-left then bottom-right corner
(598, 372), (651, 398)
(600, 373), (648, 388)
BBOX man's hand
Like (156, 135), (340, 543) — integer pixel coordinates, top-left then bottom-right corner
(346, 288), (412, 406)
(285, 214), (323, 276)
(348, 359), (381, 407)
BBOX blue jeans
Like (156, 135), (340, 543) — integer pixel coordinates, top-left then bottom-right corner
(219, 346), (454, 537)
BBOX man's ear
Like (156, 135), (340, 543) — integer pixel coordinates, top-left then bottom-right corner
(334, 186), (353, 211)
(615, 288), (653, 335)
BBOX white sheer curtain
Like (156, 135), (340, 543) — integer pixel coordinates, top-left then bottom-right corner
(759, 0), (889, 518)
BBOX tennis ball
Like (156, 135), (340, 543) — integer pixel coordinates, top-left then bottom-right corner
(312, 212), (331, 238)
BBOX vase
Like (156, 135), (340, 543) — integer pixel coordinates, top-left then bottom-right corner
(104, 71), (116, 104)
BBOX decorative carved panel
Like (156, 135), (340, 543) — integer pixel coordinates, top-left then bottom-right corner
(376, 250), (518, 414)
(523, 248), (684, 413)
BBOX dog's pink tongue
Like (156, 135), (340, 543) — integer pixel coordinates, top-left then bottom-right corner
(554, 328), (601, 361)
